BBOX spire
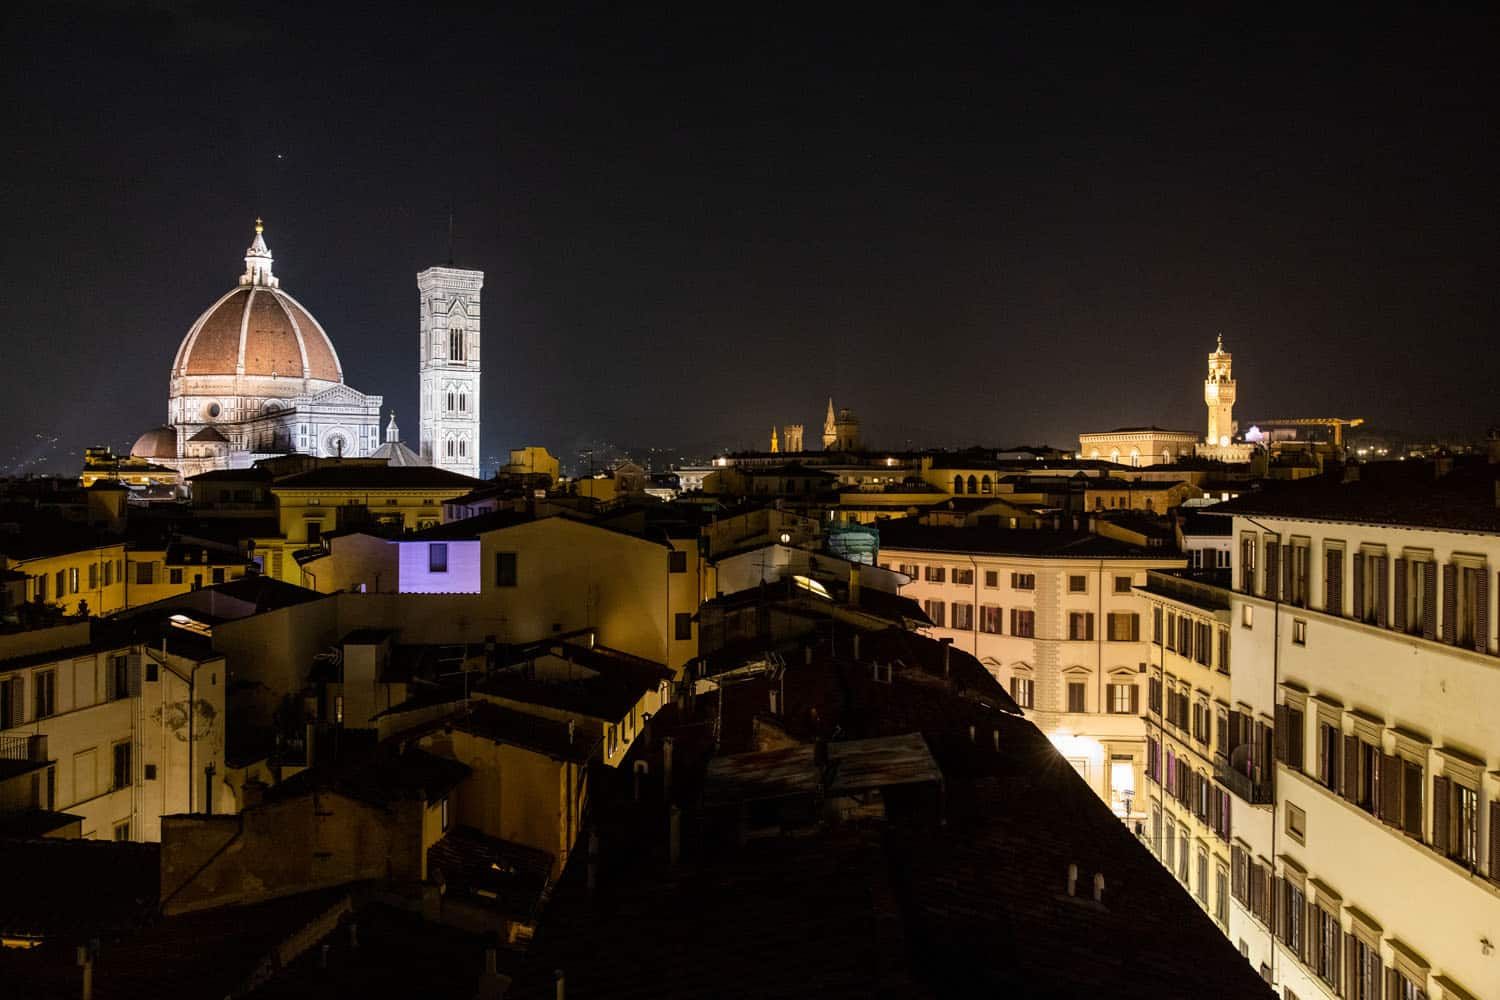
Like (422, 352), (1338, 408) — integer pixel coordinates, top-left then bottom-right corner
(1216, 332), (1224, 352)
(386, 410), (399, 443)
(240, 218), (279, 288)
(770, 426), (780, 453)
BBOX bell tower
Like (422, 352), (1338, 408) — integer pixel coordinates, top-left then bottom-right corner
(1204, 334), (1236, 446)
(418, 265), (485, 477)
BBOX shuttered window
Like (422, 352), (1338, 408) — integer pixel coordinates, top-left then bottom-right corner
(1324, 547), (1343, 614)
(978, 605), (1003, 633)
(1107, 612), (1140, 642)
(1068, 612), (1095, 640)
(1010, 609), (1034, 637)
(1263, 539), (1280, 600)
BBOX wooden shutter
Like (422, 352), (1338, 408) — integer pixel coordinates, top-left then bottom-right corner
(1353, 552), (1365, 620)
(1374, 555), (1389, 628)
(1379, 753), (1400, 827)
(1275, 704), (1290, 764)
(1472, 568), (1489, 653)
(1423, 563), (1438, 640)
(1343, 933), (1357, 1000)
(1490, 800), (1500, 882)
(1341, 734), (1358, 802)
(1265, 542), (1280, 600)
(1282, 544), (1293, 605)
(1326, 550), (1341, 614)
(1128, 684), (1139, 715)
(1433, 775), (1450, 853)
(1442, 562), (1458, 645)
(1393, 558), (1408, 632)
(1086, 612), (1095, 640)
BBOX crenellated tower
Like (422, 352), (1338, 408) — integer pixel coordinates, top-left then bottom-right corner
(1204, 334), (1237, 446)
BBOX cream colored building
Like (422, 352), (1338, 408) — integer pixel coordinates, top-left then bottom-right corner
(1220, 473), (1498, 1000)
(1079, 426), (1201, 468)
(0, 618), (228, 842)
(1139, 571), (1237, 936)
(878, 521), (1184, 815)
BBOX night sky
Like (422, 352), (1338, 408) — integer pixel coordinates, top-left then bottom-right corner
(3, 5), (1495, 472)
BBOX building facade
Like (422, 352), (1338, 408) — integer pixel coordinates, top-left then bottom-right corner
(417, 265), (485, 478)
(878, 524), (1183, 815)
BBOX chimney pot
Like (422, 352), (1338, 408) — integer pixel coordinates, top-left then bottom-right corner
(1067, 863), (1078, 896)
(1093, 872), (1105, 902)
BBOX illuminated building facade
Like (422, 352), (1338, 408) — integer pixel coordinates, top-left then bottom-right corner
(878, 522), (1183, 817)
(417, 265), (485, 477)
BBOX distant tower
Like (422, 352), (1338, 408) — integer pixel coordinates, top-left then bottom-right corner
(822, 398), (838, 450)
(783, 424), (804, 453)
(386, 410), (400, 444)
(418, 265), (485, 478)
(834, 407), (861, 451)
(769, 426), (780, 453)
(1204, 334), (1237, 447)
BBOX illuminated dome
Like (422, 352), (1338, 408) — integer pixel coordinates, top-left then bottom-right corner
(171, 221), (343, 385)
(130, 426), (178, 460)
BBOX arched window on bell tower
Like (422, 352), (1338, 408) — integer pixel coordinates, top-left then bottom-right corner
(449, 327), (465, 362)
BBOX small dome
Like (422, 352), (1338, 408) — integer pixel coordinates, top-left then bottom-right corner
(131, 426), (178, 459)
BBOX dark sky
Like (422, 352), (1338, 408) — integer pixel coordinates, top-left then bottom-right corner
(2, 4), (1495, 471)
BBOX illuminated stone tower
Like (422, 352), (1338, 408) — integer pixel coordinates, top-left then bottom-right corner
(822, 398), (838, 450)
(418, 265), (484, 477)
(783, 424), (804, 453)
(1204, 334), (1236, 447)
(770, 426), (780, 453)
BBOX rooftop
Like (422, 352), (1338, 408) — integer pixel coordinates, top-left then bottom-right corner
(271, 464), (483, 491)
(445, 700), (602, 764)
(1210, 464), (1500, 534)
(877, 519), (1169, 559)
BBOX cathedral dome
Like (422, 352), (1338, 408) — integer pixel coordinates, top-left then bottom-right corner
(171, 221), (343, 385)
(130, 426), (178, 459)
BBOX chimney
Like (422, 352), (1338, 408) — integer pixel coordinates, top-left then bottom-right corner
(1066, 863), (1078, 897)
(1093, 872), (1106, 902)
(663, 737), (675, 799)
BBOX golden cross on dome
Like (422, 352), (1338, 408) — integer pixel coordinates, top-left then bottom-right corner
(255, 217), (264, 234)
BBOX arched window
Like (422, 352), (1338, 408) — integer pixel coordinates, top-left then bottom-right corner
(1129, 447), (1141, 467)
(449, 327), (465, 361)
(458, 393), (467, 412)
(981, 475), (992, 494)
(1109, 448), (1121, 463)
(953, 475), (964, 494)
(967, 475), (978, 493)
(446, 392), (454, 412)
(446, 439), (455, 458)
(458, 438), (467, 458)
(1145, 498), (1154, 511)
(1161, 449), (1172, 464)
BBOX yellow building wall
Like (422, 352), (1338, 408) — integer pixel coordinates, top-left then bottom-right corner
(16, 544), (128, 617)
(445, 731), (582, 875)
(123, 550), (250, 607)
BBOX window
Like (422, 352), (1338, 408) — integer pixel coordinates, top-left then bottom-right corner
(899, 563), (920, 579)
(33, 669), (56, 719)
(1455, 563), (1487, 650)
(1011, 573), (1035, 590)
(1152, 606), (1163, 644)
(983, 570), (998, 588)
(1217, 630), (1229, 673)
(212, 568), (225, 584)
(674, 613), (693, 641)
(1197, 848), (1209, 903)
(109, 655), (129, 702)
(69, 567), (80, 593)
(924, 566), (946, 583)
(428, 543), (448, 573)
(1113, 575), (1132, 594)
(1286, 802), (1306, 844)
(1434, 771), (1480, 868)
(102, 561), (112, 587)
(1317, 719), (1341, 791)
(1395, 556), (1436, 638)
(952, 568), (974, 586)
(0, 676), (22, 728)
(1066, 681), (1086, 713)
(1009, 676), (1034, 708)
(1215, 867), (1229, 926)
(1274, 703), (1305, 769)
(979, 605), (1003, 634)
(1312, 901), (1340, 989)
(1010, 609), (1034, 637)
(1068, 575), (1087, 593)
(112, 742), (132, 790)
(668, 550), (687, 573)
(170, 568), (184, 585)
(952, 602), (974, 630)
(1216, 707), (1229, 757)
(136, 562), (153, 585)
(449, 327), (465, 361)
(1165, 818), (1176, 870)
(1292, 618), (1307, 645)
(1067, 612), (1095, 640)
(1349, 934), (1380, 1000)
(1147, 676), (1161, 714)
(440, 796), (450, 831)
(1106, 613), (1139, 641)
(1178, 832), (1190, 882)
(1278, 876), (1305, 959)
(113, 820), (131, 842)
(1107, 683), (1138, 715)
(88, 562), (98, 590)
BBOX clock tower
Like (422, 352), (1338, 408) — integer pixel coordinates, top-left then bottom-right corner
(1204, 334), (1236, 447)
(418, 265), (485, 477)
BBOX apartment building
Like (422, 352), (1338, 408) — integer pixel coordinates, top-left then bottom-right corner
(1139, 571), (1237, 935)
(878, 520), (1183, 814)
(0, 616), (227, 842)
(1220, 468), (1499, 1000)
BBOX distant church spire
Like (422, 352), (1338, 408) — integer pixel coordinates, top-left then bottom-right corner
(239, 218), (279, 288)
(822, 397), (838, 450)
(770, 426), (780, 453)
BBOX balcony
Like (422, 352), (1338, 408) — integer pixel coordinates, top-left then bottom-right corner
(1215, 756), (1273, 805)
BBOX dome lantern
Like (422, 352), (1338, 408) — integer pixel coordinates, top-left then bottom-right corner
(240, 217), (279, 288)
